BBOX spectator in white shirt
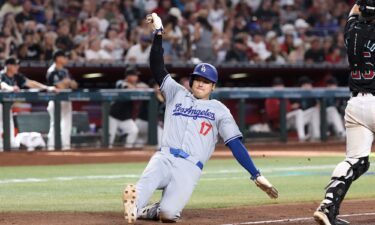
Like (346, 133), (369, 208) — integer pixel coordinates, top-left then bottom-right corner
(207, 0), (227, 33)
(101, 27), (129, 60)
(248, 32), (271, 61)
(124, 32), (151, 64)
(85, 37), (113, 62)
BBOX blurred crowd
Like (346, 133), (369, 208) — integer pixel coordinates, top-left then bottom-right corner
(0, 0), (354, 65)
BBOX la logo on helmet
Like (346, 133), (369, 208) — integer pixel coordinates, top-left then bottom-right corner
(201, 65), (206, 72)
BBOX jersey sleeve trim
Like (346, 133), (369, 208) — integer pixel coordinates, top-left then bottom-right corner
(224, 134), (243, 145)
(160, 74), (171, 90)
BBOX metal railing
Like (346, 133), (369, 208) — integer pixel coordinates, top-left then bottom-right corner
(0, 89), (158, 151)
(0, 87), (351, 151)
(212, 87), (350, 142)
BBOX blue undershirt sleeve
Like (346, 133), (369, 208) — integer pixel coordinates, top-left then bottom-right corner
(227, 138), (260, 180)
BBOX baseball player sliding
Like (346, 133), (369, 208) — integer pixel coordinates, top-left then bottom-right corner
(314, 2), (373, 225)
(122, 13), (278, 224)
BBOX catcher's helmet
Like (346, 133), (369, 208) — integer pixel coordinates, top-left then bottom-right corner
(190, 63), (218, 87)
(358, 0), (375, 20)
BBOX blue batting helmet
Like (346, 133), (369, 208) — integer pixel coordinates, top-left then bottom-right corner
(190, 63), (218, 87)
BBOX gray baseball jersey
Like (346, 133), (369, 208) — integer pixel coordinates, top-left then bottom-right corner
(160, 75), (242, 164)
(135, 75), (243, 219)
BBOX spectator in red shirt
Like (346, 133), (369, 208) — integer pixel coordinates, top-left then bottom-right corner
(325, 46), (343, 64)
(153, 0), (173, 21)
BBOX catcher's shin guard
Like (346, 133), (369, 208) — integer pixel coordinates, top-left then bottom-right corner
(123, 184), (137, 224)
(314, 157), (369, 225)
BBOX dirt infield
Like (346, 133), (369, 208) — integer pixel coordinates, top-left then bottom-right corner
(1, 141), (374, 225)
(1, 199), (375, 225)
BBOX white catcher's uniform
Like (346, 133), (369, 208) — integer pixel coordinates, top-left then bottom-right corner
(135, 75), (242, 219)
(314, 12), (372, 224)
(345, 94), (374, 157)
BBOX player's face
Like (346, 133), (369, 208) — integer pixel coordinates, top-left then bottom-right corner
(301, 83), (312, 89)
(6, 64), (19, 75)
(126, 74), (139, 84)
(57, 56), (68, 66)
(191, 76), (215, 100)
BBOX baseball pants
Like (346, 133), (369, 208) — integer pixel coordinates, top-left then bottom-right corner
(134, 118), (163, 148)
(47, 101), (72, 150)
(108, 116), (138, 148)
(326, 106), (345, 138)
(345, 94), (374, 158)
(287, 109), (307, 141)
(135, 151), (202, 220)
(287, 107), (320, 141)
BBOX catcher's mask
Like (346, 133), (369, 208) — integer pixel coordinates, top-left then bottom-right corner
(358, 0), (375, 21)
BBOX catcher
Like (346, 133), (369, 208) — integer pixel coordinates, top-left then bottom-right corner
(121, 13), (278, 224)
(314, 1), (373, 225)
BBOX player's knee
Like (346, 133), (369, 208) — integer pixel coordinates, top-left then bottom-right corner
(331, 157), (369, 181)
(351, 156), (370, 180)
(331, 160), (352, 179)
(159, 212), (178, 223)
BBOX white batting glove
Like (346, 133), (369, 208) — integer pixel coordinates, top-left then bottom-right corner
(146, 13), (164, 33)
(253, 175), (278, 199)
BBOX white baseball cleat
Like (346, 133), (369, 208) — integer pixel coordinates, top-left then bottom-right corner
(123, 184), (137, 224)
